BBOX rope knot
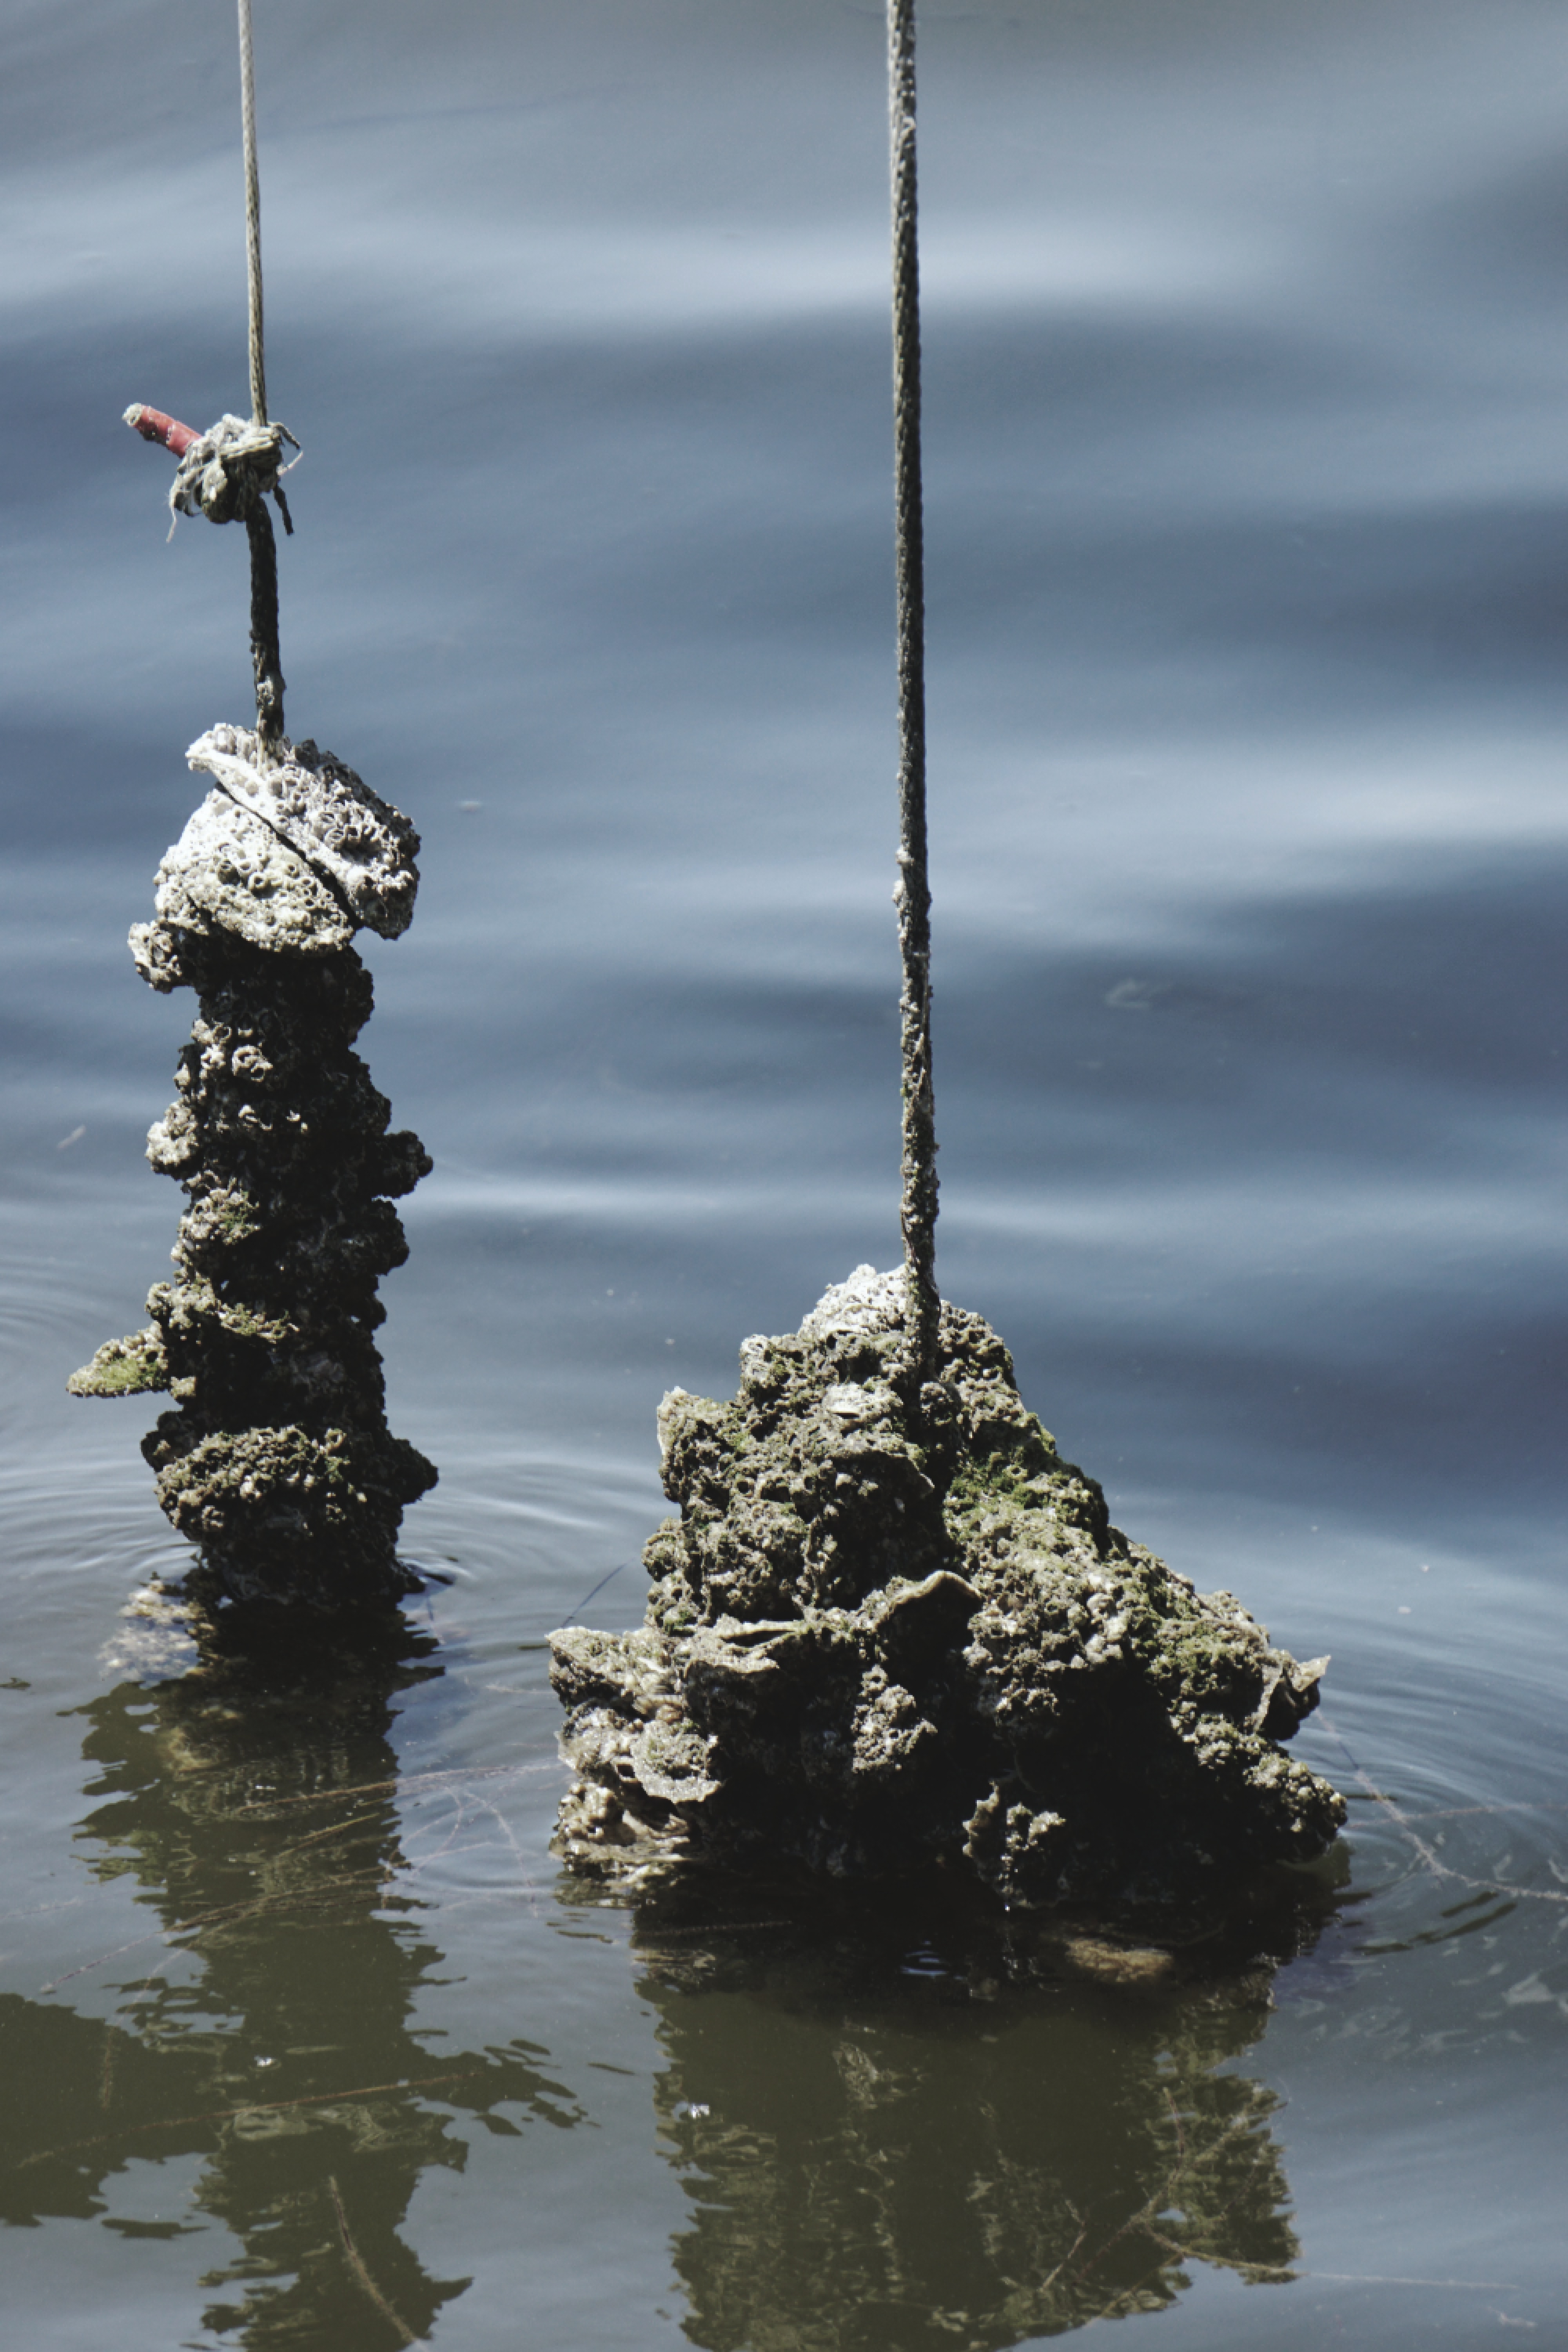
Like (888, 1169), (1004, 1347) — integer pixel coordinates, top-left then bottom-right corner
(168, 413), (300, 534)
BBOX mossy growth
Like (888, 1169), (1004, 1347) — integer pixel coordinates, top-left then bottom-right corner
(551, 1266), (1344, 1911)
(68, 1328), (170, 1398)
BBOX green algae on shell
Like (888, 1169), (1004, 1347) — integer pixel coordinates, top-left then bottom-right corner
(68, 1327), (169, 1397)
(550, 1266), (1344, 1909)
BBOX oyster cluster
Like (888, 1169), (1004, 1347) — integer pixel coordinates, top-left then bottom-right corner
(70, 726), (434, 1607)
(552, 1267), (1344, 1906)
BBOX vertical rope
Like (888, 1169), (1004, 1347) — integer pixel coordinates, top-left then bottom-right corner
(237, 0), (283, 743)
(238, 0), (267, 426)
(888, 0), (939, 1390)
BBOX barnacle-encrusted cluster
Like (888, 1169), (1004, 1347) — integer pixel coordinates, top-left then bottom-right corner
(552, 1266), (1344, 1906)
(70, 725), (434, 1608)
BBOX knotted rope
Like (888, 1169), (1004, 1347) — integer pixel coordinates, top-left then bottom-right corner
(888, 0), (940, 1392)
(122, 0), (296, 749)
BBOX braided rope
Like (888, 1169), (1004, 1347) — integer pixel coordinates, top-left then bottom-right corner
(888, 0), (939, 1390)
(238, 0), (267, 427)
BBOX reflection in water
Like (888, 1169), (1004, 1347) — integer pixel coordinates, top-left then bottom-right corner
(632, 1873), (1339, 2350)
(0, 1623), (579, 2348)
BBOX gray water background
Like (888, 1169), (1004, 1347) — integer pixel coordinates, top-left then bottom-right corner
(1, 0), (1566, 2343)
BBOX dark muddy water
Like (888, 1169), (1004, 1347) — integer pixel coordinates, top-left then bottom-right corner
(3, 2), (1566, 2344)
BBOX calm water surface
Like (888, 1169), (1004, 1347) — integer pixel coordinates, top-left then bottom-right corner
(2, 2), (1565, 2343)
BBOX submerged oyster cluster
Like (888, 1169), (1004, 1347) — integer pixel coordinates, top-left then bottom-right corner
(70, 725), (435, 1608)
(552, 1267), (1344, 1906)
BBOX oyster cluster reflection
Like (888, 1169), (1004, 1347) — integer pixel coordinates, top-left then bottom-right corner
(0, 1612), (1336, 2348)
(631, 1863), (1338, 2350)
(0, 1628), (577, 2347)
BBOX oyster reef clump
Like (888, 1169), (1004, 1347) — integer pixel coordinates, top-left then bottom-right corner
(70, 725), (435, 1609)
(551, 1267), (1344, 1906)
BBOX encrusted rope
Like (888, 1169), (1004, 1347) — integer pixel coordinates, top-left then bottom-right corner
(246, 500), (285, 744)
(888, 0), (940, 1391)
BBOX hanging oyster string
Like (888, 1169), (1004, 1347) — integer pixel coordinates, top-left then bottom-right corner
(70, 3), (435, 1612)
(72, 419), (436, 1609)
(547, 0), (1345, 1907)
